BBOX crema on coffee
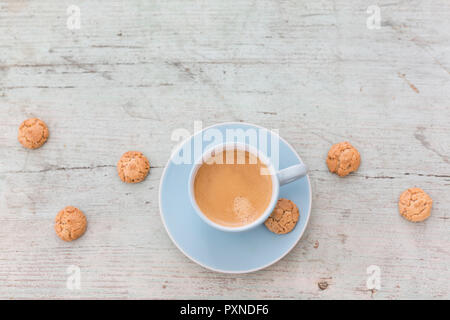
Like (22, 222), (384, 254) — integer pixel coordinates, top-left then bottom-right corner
(193, 149), (273, 227)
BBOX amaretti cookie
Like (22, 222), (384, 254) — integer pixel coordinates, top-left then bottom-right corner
(326, 141), (361, 177)
(265, 198), (300, 234)
(55, 206), (87, 241)
(18, 118), (49, 149)
(117, 151), (150, 183)
(398, 188), (432, 222)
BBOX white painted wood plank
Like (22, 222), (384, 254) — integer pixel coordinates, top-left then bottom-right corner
(0, 0), (449, 299)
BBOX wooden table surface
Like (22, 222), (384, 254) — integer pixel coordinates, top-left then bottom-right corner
(0, 0), (449, 299)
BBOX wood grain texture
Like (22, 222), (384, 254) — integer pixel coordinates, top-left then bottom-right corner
(0, 0), (449, 299)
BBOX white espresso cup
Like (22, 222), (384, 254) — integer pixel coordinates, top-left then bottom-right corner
(188, 142), (308, 232)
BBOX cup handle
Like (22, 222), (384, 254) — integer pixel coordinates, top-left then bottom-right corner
(277, 164), (308, 186)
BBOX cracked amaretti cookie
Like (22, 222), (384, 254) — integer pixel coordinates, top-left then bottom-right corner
(117, 151), (150, 183)
(18, 118), (49, 149)
(398, 188), (432, 222)
(55, 206), (87, 241)
(264, 198), (300, 234)
(326, 141), (361, 177)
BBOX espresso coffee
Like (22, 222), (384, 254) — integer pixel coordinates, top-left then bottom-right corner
(193, 149), (273, 227)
